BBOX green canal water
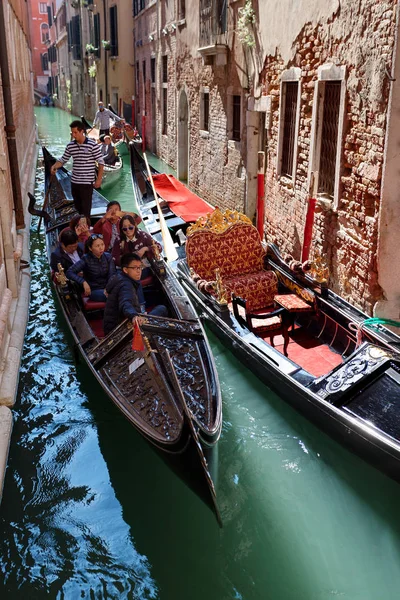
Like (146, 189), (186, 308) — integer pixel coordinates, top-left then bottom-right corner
(1, 107), (400, 599)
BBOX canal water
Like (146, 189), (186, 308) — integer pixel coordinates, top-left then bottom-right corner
(1, 107), (400, 599)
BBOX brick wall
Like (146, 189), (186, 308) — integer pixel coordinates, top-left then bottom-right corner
(261, 1), (397, 314)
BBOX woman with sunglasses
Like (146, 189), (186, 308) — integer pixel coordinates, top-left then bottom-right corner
(66, 233), (116, 303)
(92, 201), (142, 252)
(111, 214), (162, 276)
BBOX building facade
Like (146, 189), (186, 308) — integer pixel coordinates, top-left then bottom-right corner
(133, 0), (400, 318)
(0, 0), (37, 497)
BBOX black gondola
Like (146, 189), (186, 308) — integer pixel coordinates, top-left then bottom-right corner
(177, 208), (400, 482)
(28, 147), (223, 524)
(127, 145), (400, 483)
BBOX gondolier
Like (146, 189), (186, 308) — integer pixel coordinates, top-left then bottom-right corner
(50, 120), (104, 217)
(93, 101), (123, 136)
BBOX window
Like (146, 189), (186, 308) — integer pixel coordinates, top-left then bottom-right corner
(39, 2), (47, 14)
(109, 5), (118, 56)
(151, 57), (155, 84)
(99, 88), (103, 102)
(277, 67), (301, 180)
(136, 61), (140, 113)
(142, 60), (146, 84)
(47, 5), (52, 26)
(309, 64), (346, 206)
(318, 82), (341, 196)
(232, 95), (241, 141)
(71, 15), (81, 60)
(162, 88), (168, 135)
(40, 52), (49, 71)
(178, 0), (185, 20)
(41, 23), (49, 43)
(93, 13), (101, 58)
(162, 55), (168, 83)
(201, 91), (209, 131)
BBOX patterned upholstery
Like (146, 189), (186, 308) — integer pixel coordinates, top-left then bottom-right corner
(186, 224), (265, 279)
(224, 270), (278, 312)
(274, 294), (314, 312)
(186, 222), (276, 311)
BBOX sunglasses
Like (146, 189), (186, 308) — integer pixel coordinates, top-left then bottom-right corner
(122, 226), (135, 231)
(89, 234), (103, 240)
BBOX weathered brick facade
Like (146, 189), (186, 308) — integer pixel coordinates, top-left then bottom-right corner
(261, 1), (397, 313)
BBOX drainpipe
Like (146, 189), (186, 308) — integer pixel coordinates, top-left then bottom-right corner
(0, 0), (25, 229)
(103, 0), (108, 104)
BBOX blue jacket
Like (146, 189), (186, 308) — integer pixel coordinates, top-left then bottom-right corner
(103, 271), (144, 335)
(50, 243), (84, 273)
(66, 251), (116, 290)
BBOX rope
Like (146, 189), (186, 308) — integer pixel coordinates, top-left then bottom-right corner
(349, 317), (400, 348)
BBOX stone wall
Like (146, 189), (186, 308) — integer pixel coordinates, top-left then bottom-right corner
(261, 1), (397, 314)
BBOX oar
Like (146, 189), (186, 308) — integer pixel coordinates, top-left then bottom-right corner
(142, 152), (178, 262)
(38, 173), (55, 232)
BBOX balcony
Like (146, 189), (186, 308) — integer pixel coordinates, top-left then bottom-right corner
(198, 0), (228, 66)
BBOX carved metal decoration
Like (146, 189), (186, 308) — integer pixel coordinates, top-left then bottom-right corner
(186, 207), (252, 236)
(275, 270), (316, 305)
(309, 247), (329, 284)
(55, 263), (68, 287)
(214, 268), (228, 305)
(101, 346), (181, 441)
(316, 345), (391, 399)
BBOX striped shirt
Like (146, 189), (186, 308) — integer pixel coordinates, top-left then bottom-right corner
(59, 137), (104, 184)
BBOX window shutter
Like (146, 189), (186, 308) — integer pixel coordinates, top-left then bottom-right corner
(94, 13), (101, 58)
(47, 5), (53, 27)
(72, 16), (82, 60)
(110, 6), (118, 56)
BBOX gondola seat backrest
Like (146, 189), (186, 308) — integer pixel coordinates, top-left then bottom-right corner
(186, 208), (278, 312)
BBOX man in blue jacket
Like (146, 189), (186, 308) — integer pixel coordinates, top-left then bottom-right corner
(50, 229), (84, 273)
(103, 253), (167, 335)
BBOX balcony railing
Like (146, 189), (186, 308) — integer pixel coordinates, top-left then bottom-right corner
(199, 0), (227, 48)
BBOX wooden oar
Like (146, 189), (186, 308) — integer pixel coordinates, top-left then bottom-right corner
(38, 173), (55, 232)
(142, 152), (178, 262)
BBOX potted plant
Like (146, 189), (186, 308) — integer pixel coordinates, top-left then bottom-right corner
(88, 64), (97, 78)
(102, 40), (111, 51)
(85, 43), (98, 55)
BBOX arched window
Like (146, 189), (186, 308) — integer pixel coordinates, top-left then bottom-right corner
(41, 23), (49, 44)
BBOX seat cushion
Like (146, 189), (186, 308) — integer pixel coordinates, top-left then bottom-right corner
(83, 298), (106, 311)
(274, 293), (313, 312)
(224, 270), (278, 312)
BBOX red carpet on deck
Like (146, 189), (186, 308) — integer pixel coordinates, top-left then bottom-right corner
(267, 328), (343, 378)
(152, 173), (214, 222)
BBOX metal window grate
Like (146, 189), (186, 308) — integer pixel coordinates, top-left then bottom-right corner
(162, 88), (168, 134)
(203, 92), (209, 131)
(281, 82), (298, 177)
(318, 81), (341, 197)
(162, 55), (168, 83)
(232, 95), (241, 141)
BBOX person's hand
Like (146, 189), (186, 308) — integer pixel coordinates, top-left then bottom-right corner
(75, 222), (88, 236)
(83, 282), (91, 297)
(93, 178), (102, 189)
(50, 165), (58, 175)
(137, 246), (148, 258)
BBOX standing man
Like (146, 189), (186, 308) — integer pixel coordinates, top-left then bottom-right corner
(50, 120), (104, 218)
(93, 101), (123, 136)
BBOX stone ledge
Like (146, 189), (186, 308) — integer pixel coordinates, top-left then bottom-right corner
(0, 406), (12, 501)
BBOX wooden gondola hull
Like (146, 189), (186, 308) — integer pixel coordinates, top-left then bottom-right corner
(28, 146), (223, 523)
(177, 261), (400, 483)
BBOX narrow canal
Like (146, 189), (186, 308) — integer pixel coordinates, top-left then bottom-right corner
(1, 107), (400, 599)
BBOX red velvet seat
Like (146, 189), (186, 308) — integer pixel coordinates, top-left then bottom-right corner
(82, 298), (106, 311)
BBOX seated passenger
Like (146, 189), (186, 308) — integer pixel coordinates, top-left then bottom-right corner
(92, 201), (122, 251)
(102, 135), (117, 165)
(50, 229), (84, 273)
(69, 214), (91, 244)
(103, 253), (167, 335)
(66, 233), (116, 303)
(111, 214), (162, 277)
